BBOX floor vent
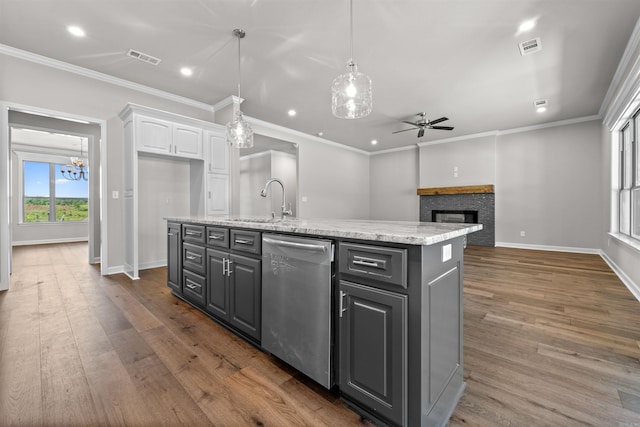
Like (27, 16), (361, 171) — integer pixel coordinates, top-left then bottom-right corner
(127, 49), (161, 66)
(518, 38), (542, 56)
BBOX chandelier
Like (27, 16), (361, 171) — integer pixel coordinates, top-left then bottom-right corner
(331, 0), (372, 119)
(226, 29), (254, 148)
(61, 140), (88, 181)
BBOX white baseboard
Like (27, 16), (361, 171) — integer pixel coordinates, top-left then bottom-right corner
(105, 265), (125, 275)
(139, 260), (167, 270)
(494, 242), (600, 254)
(599, 250), (640, 302)
(12, 237), (89, 246)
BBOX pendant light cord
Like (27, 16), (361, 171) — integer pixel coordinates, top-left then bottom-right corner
(237, 33), (241, 101)
(349, 0), (354, 62)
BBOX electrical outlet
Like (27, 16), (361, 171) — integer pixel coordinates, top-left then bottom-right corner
(520, 231), (526, 237)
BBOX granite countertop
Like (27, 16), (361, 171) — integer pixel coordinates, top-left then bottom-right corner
(165, 216), (482, 246)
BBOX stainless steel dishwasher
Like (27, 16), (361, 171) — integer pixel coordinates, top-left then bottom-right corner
(262, 233), (334, 388)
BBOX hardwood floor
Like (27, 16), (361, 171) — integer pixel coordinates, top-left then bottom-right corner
(1, 243), (639, 426)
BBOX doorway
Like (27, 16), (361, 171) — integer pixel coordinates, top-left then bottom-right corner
(0, 104), (107, 291)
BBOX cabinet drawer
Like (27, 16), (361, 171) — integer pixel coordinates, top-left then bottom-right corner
(183, 243), (206, 275)
(230, 229), (261, 255)
(183, 269), (206, 307)
(339, 243), (407, 288)
(183, 224), (206, 244)
(206, 226), (229, 248)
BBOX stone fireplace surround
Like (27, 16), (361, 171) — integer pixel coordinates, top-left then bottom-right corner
(418, 185), (495, 246)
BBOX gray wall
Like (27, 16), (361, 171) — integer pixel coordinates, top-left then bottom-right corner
(371, 119), (603, 251)
(369, 147), (419, 221)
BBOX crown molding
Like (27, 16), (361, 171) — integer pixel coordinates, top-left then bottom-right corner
(370, 144), (418, 156)
(600, 16), (640, 127)
(0, 44), (214, 112)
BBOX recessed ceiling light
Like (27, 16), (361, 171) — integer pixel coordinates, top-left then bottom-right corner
(67, 25), (85, 37)
(518, 19), (536, 33)
(536, 107), (547, 113)
(534, 98), (548, 113)
(288, 109), (297, 117)
(180, 67), (193, 77)
(317, 131), (324, 137)
(371, 139), (378, 145)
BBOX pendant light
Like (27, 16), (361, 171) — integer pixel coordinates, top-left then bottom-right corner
(331, 0), (372, 119)
(227, 29), (254, 148)
(61, 138), (88, 181)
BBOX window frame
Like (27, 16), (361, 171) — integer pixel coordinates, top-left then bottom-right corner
(617, 107), (640, 242)
(16, 151), (89, 225)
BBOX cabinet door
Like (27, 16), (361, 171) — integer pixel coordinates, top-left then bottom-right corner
(136, 115), (172, 154)
(339, 281), (407, 426)
(207, 174), (229, 216)
(173, 123), (203, 159)
(206, 248), (229, 319)
(167, 223), (182, 294)
(205, 129), (229, 174)
(229, 254), (261, 341)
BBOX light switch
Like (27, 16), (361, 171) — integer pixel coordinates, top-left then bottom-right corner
(112, 190), (119, 199)
(442, 244), (452, 262)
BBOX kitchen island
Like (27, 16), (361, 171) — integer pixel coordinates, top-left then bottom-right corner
(165, 217), (481, 427)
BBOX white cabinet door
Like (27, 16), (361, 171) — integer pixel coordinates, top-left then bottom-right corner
(173, 124), (203, 159)
(136, 116), (172, 154)
(207, 174), (229, 216)
(205, 129), (229, 174)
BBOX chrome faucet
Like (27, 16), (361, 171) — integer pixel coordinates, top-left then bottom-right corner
(260, 178), (293, 219)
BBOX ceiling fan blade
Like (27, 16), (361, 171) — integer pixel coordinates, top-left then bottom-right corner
(392, 128), (418, 134)
(428, 117), (449, 125)
(428, 126), (454, 131)
(401, 120), (418, 126)
(417, 128), (425, 138)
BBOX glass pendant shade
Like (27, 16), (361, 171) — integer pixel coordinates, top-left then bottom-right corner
(226, 110), (254, 148)
(332, 60), (372, 119)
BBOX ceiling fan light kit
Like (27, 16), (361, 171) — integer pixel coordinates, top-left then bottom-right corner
(226, 28), (254, 149)
(331, 0), (372, 119)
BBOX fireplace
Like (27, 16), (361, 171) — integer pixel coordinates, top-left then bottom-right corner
(418, 185), (495, 246)
(432, 210), (478, 224)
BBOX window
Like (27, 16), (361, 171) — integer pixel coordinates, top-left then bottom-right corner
(23, 160), (88, 223)
(618, 108), (640, 240)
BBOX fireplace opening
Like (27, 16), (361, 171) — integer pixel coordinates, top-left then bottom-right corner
(432, 210), (478, 224)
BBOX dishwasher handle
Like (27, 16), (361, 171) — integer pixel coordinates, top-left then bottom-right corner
(263, 237), (327, 253)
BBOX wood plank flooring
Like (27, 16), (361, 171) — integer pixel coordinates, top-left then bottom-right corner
(1, 243), (640, 426)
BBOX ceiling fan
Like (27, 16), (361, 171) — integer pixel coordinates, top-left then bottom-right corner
(392, 113), (454, 138)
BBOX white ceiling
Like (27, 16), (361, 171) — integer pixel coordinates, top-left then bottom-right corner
(1, 0), (639, 152)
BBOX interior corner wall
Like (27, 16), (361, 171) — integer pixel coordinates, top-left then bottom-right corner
(1, 54), (215, 272)
(369, 147), (419, 221)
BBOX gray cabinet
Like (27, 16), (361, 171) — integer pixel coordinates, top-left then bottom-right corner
(338, 280), (407, 426)
(167, 222), (182, 294)
(205, 232), (261, 342)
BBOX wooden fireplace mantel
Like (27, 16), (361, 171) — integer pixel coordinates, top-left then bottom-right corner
(416, 185), (494, 196)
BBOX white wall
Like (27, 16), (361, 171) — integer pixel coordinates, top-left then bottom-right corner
(496, 121), (602, 249)
(137, 155), (191, 268)
(239, 152), (271, 216)
(369, 147), (419, 221)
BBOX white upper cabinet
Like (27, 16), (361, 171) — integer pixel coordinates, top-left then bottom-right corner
(205, 129), (229, 174)
(137, 116), (172, 154)
(173, 123), (203, 158)
(207, 173), (230, 216)
(127, 109), (203, 160)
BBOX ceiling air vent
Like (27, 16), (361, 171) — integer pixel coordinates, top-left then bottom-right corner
(127, 49), (161, 66)
(518, 37), (542, 56)
(533, 99), (548, 109)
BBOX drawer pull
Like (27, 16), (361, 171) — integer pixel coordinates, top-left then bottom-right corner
(185, 230), (201, 236)
(185, 254), (201, 261)
(185, 279), (199, 290)
(353, 256), (386, 269)
(209, 235), (224, 240)
(234, 239), (252, 245)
